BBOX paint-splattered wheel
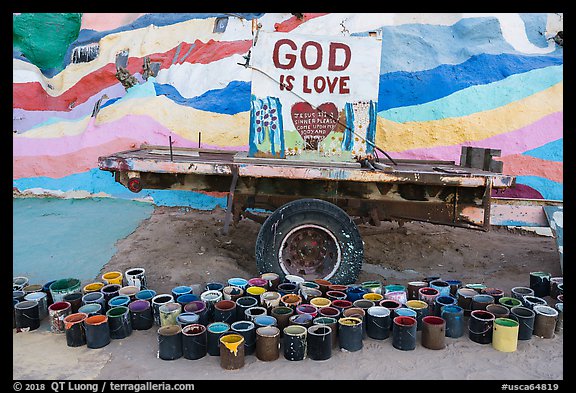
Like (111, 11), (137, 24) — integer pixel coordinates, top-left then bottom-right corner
(255, 198), (363, 284)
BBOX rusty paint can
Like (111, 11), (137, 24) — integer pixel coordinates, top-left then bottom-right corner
(256, 326), (280, 361)
(554, 303), (563, 334)
(407, 281), (428, 301)
(48, 301), (72, 333)
(313, 279), (332, 296)
(533, 305), (558, 339)
(486, 304), (510, 319)
(220, 333), (245, 370)
(457, 288), (477, 315)
(421, 316), (446, 350)
(270, 306), (294, 333)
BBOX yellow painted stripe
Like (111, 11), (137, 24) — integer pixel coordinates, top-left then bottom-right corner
(376, 83), (563, 152)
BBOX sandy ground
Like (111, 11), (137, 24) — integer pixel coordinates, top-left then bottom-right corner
(13, 205), (564, 381)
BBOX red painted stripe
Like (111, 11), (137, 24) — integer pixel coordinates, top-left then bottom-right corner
(496, 154), (563, 183)
(13, 40), (252, 112)
(274, 13), (330, 32)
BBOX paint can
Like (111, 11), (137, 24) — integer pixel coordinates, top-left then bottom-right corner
(151, 294), (175, 326)
(456, 288), (477, 315)
(365, 306), (391, 340)
(422, 316), (446, 350)
(248, 278), (268, 289)
(100, 284), (121, 311)
(78, 303), (103, 317)
(63, 292), (84, 314)
(418, 287), (440, 312)
(246, 286), (267, 301)
(556, 293), (563, 304)
(465, 283), (486, 293)
(343, 307), (366, 338)
(235, 296), (259, 321)
(48, 301), (71, 333)
(407, 281), (428, 301)
(228, 277), (249, 290)
(84, 314), (110, 349)
(159, 302), (182, 327)
(50, 278), (81, 304)
(204, 282), (224, 292)
(260, 291), (282, 311)
(423, 275), (441, 284)
(441, 305), (464, 338)
(486, 304), (510, 319)
(384, 291), (406, 305)
(511, 286), (534, 302)
(102, 271), (123, 285)
(313, 316), (339, 347)
(222, 286), (244, 302)
(82, 282), (105, 295)
(549, 277), (563, 299)
(346, 285), (368, 302)
(481, 288), (505, 303)
(283, 325), (308, 361)
(206, 322), (230, 356)
(392, 316), (417, 351)
(254, 315), (277, 329)
(331, 299), (353, 314)
(468, 310), (495, 344)
(405, 299), (429, 330)
(82, 291), (106, 313)
(529, 271), (551, 298)
(260, 272), (281, 291)
(289, 313), (314, 329)
(471, 294), (495, 311)
(326, 290), (347, 302)
(434, 295), (457, 316)
(522, 295), (547, 310)
(285, 274), (306, 286)
(64, 312), (88, 347)
(256, 326), (280, 361)
(361, 280), (382, 295)
(395, 308), (417, 319)
(124, 267), (147, 290)
(313, 279), (332, 296)
(499, 296), (523, 310)
(118, 286), (139, 300)
(307, 325), (332, 361)
(13, 291), (26, 302)
(107, 295), (131, 309)
(363, 292), (384, 303)
(24, 291), (48, 320)
(429, 280), (451, 297)
(270, 306), (294, 333)
(244, 306), (268, 323)
(14, 300), (41, 332)
(22, 284), (43, 295)
(219, 333), (245, 370)
(533, 305), (558, 339)
(353, 299), (375, 314)
(300, 288), (323, 303)
(296, 304), (319, 318)
(230, 320), (256, 355)
(509, 306), (535, 340)
(200, 290), (223, 321)
(338, 317), (363, 352)
(135, 289), (157, 303)
(176, 293), (199, 307)
(184, 300), (209, 325)
(42, 280), (57, 305)
(492, 318), (519, 352)
(13, 276), (29, 291)
(554, 303), (563, 334)
(13, 299), (19, 329)
(106, 306), (132, 339)
(317, 306), (341, 319)
(300, 281), (321, 292)
(445, 279), (462, 297)
(129, 299), (154, 330)
(214, 300), (237, 324)
(280, 293), (302, 309)
(172, 285), (193, 300)
(158, 325), (183, 360)
(176, 312), (200, 328)
(182, 324), (207, 360)
(379, 299), (402, 327)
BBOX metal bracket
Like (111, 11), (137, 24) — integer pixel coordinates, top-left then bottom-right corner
(222, 166), (240, 235)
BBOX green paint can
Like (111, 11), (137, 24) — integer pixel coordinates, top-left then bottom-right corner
(50, 278), (81, 304)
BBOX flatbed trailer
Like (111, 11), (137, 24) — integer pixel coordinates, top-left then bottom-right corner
(98, 144), (516, 284)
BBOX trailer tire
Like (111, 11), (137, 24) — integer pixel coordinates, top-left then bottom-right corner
(255, 198), (363, 285)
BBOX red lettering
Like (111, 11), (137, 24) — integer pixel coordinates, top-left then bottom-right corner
(326, 76), (339, 93)
(339, 76), (350, 94)
(302, 75), (312, 93)
(314, 76), (326, 93)
(273, 39), (297, 69)
(328, 42), (351, 71)
(300, 41), (323, 70)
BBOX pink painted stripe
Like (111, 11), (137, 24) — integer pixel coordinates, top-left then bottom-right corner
(274, 13), (330, 32)
(13, 115), (247, 157)
(496, 154), (563, 183)
(389, 112), (563, 162)
(81, 13), (148, 31)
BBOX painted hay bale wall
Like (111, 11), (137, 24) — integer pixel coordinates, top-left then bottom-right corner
(13, 13), (563, 208)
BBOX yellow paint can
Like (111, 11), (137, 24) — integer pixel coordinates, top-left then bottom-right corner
(102, 271), (123, 285)
(492, 317), (519, 352)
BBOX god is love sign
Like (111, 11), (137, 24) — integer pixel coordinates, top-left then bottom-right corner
(248, 31), (382, 161)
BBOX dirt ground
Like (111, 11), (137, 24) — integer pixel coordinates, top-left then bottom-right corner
(13, 205), (564, 381)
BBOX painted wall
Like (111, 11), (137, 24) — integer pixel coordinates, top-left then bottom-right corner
(13, 13), (563, 208)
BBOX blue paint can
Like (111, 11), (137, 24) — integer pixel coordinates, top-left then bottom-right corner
(441, 305), (464, 338)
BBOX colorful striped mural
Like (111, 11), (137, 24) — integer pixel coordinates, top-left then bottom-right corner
(13, 13), (563, 208)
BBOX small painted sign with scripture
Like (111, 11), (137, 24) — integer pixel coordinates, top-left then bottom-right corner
(249, 31), (382, 161)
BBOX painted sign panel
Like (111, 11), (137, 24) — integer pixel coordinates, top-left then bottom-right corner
(249, 31), (382, 161)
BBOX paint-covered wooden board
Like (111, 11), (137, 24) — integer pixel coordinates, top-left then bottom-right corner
(543, 205), (563, 273)
(233, 151), (360, 168)
(148, 149), (200, 157)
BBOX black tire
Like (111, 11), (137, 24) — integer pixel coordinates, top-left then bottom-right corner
(255, 198), (363, 285)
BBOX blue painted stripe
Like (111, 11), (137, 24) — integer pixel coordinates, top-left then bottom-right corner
(522, 138), (563, 162)
(515, 176), (563, 201)
(13, 168), (226, 210)
(378, 65), (563, 122)
(377, 52), (563, 111)
(519, 13), (552, 48)
(154, 80), (251, 115)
